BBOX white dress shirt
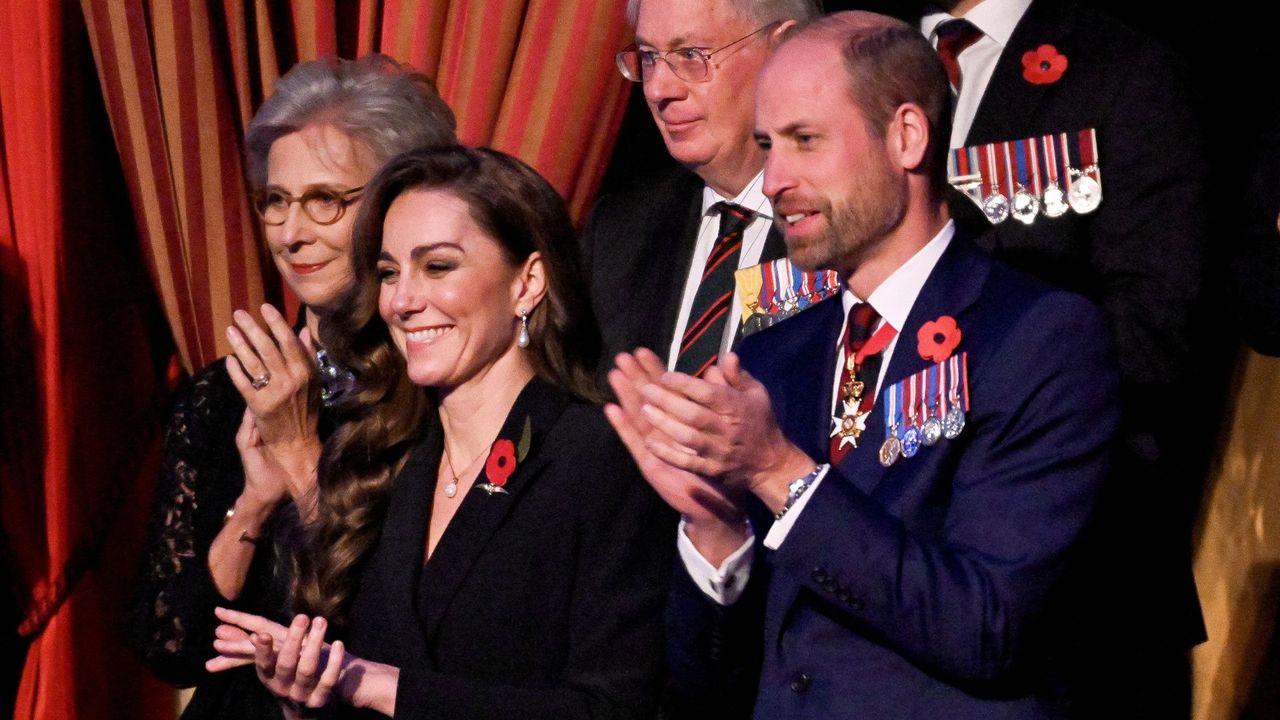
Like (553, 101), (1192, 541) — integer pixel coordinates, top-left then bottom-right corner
(678, 222), (956, 605)
(666, 171), (775, 370)
(920, 0), (1033, 148)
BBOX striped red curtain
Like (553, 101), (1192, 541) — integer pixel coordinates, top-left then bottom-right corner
(82, 0), (632, 373)
(0, 2), (173, 719)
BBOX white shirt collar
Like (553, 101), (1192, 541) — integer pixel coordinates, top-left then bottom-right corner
(841, 220), (956, 332)
(701, 171), (773, 220)
(921, 0), (1033, 48)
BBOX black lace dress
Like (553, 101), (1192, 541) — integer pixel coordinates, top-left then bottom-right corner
(132, 360), (330, 719)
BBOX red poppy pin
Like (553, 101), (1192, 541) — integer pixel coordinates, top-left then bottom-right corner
(477, 418), (532, 495)
(917, 316), (962, 363)
(1021, 44), (1067, 85)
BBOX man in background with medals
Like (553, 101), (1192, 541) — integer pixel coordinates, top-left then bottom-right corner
(917, 0), (1209, 714)
(579, 0), (820, 382)
(606, 11), (1121, 719)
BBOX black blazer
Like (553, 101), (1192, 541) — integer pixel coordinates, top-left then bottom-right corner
(579, 164), (787, 370)
(344, 379), (675, 720)
(943, 0), (1207, 649)
(955, 0), (1206, 398)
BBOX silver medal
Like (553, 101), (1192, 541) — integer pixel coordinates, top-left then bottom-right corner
(1067, 170), (1102, 214)
(943, 405), (966, 439)
(982, 192), (1009, 224)
(1011, 188), (1040, 225)
(921, 416), (943, 446)
(1042, 182), (1069, 217)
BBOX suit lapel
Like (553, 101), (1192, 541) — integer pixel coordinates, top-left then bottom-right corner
(654, 172), (708, 361)
(804, 299), (846, 457)
(965, 0), (1077, 145)
(834, 236), (990, 497)
(417, 379), (570, 642)
(364, 422), (441, 667)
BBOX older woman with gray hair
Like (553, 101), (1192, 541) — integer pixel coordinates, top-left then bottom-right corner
(132, 54), (455, 720)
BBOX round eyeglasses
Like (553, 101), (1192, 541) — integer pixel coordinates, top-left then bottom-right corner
(253, 186), (365, 226)
(616, 23), (776, 83)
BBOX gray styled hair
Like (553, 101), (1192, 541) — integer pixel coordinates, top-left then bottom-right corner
(626, 0), (821, 29)
(244, 54), (456, 187)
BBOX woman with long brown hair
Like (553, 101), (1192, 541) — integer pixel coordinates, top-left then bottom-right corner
(133, 55), (455, 720)
(210, 147), (673, 719)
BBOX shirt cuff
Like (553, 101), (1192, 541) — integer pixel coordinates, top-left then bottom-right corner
(676, 519), (755, 606)
(763, 464), (830, 550)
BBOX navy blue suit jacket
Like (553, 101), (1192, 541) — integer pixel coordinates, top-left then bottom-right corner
(666, 235), (1120, 719)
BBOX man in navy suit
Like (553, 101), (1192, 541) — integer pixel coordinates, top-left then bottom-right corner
(606, 10), (1120, 718)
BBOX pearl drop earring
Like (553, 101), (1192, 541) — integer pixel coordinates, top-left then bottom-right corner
(516, 310), (530, 348)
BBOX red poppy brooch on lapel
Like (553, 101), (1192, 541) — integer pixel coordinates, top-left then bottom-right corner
(1022, 44), (1067, 85)
(917, 315), (962, 363)
(477, 417), (532, 495)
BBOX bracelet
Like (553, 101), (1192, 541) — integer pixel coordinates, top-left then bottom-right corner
(774, 465), (824, 521)
(225, 506), (260, 544)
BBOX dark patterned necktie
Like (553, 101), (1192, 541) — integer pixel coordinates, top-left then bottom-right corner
(675, 202), (754, 377)
(831, 302), (883, 462)
(935, 18), (983, 92)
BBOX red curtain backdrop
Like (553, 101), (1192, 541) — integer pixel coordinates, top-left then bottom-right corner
(5, 1), (632, 719)
(82, 0), (633, 374)
(0, 1), (172, 719)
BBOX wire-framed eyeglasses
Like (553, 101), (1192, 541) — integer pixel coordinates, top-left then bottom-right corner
(253, 186), (365, 226)
(616, 23), (777, 83)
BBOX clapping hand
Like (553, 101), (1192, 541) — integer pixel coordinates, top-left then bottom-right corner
(629, 351), (812, 499)
(209, 607), (345, 717)
(224, 304), (322, 510)
(605, 350), (816, 560)
(231, 409), (290, 520)
(604, 349), (745, 526)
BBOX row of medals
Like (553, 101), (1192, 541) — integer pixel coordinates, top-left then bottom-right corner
(951, 140), (1102, 226)
(743, 282), (840, 336)
(878, 397), (966, 468)
(836, 360), (967, 467)
(765, 269), (841, 317)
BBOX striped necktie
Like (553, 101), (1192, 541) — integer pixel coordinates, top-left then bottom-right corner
(675, 202), (754, 377)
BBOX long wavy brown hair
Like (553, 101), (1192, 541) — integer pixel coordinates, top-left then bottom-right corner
(295, 146), (602, 627)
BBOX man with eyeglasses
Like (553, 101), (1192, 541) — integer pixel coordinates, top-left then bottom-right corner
(579, 0), (819, 382)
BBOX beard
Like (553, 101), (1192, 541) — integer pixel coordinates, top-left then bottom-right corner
(786, 151), (907, 277)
